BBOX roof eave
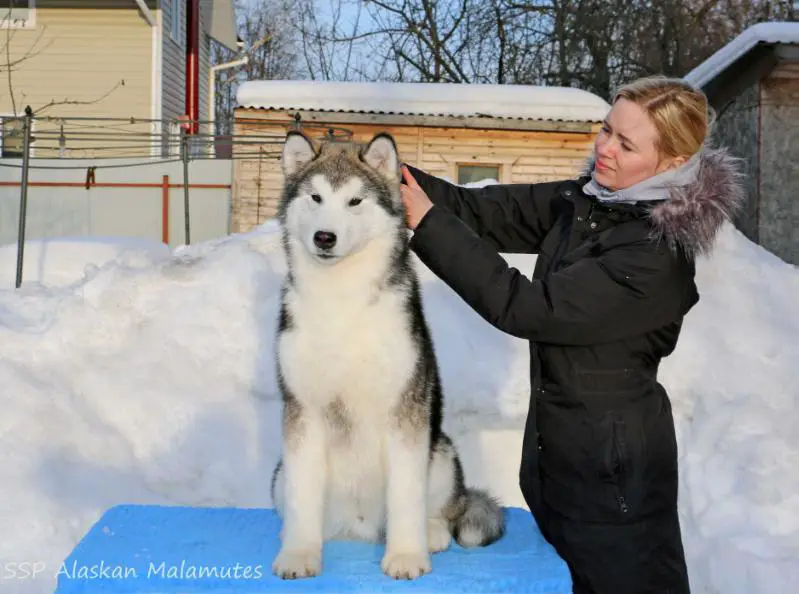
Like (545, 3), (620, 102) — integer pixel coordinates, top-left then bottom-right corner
(234, 108), (602, 133)
(702, 43), (780, 110)
(684, 22), (799, 108)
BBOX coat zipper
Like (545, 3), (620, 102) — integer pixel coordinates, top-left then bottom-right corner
(613, 419), (630, 514)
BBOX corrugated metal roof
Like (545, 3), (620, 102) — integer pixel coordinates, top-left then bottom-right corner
(235, 80), (611, 123)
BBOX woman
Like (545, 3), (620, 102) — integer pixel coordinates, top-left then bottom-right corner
(400, 77), (744, 593)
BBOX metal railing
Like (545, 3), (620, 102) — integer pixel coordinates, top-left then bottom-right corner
(2, 109), (357, 287)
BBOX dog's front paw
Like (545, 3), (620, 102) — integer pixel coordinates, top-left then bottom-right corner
(272, 547), (321, 579)
(381, 550), (431, 580)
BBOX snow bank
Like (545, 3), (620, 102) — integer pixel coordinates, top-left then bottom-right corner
(663, 225), (799, 592)
(0, 215), (797, 594)
(0, 237), (171, 289)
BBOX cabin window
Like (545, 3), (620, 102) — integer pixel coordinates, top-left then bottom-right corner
(457, 164), (500, 185)
(1, 0), (35, 29)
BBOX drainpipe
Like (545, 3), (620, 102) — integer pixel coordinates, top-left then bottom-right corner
(207, 36), (268, 155)
(208, 54), (248, 140)
(185, 0), (200, 135)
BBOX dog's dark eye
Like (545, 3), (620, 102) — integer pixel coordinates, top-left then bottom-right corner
(348, 198), (362, 207)
(311, 193), (322, 203)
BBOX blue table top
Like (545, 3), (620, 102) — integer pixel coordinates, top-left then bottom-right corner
(55, 505), (571, 593)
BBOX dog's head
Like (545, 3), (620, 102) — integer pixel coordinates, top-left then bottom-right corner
(278, 131), (403, 265)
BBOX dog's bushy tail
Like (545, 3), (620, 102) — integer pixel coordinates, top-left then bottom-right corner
(453, 488), (505, 548)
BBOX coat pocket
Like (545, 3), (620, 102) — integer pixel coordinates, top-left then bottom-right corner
(593, 412), (641, 518)
(537, 393), (649, 523)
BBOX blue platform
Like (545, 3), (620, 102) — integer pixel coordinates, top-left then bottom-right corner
(55, 505), (572, 593)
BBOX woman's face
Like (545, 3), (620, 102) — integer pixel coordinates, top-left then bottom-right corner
(593, 97), (683, 191)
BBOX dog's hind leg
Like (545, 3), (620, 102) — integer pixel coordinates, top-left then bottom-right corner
(425, 436), (460, 553)
(272, 392), (328, 579)
(427, 433), (505, 550)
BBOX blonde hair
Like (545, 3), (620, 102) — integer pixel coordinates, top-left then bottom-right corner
(613, 76), (711, 161)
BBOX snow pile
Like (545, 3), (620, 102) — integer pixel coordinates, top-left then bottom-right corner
(0, 215), (797, 593)
(663, 225), (799, 592)
(0, 237), (171, 289)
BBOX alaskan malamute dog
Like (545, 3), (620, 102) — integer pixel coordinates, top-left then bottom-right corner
(270, 131), (504, 580)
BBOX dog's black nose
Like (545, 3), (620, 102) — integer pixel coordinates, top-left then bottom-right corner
(313, 230), (337, 250)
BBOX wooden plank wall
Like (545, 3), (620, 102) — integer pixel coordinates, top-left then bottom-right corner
(231, 110), (598, 233)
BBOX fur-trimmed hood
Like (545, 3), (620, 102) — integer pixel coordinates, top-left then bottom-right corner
(582, 146), (746, 258)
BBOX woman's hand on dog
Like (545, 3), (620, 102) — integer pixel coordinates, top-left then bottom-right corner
(400, 165), (434, 230)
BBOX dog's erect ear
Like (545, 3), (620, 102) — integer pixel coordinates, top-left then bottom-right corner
(361, 133), (400, 180)
(281, 131), (317, 177)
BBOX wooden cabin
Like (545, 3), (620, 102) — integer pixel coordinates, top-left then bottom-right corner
(231, 81), (610, 233)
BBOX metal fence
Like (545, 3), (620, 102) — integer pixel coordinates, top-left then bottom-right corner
(0, 109), (289, 288)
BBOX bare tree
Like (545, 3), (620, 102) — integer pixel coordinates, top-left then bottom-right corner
(1, 1), (125, 117)
(234, 0), (796, 98)
(289, 0), (385, 81)
(630, 0), (797, 81)
(211, 0), (303, 137)
(507, 0), (796, 99)
(298, 0), (531, 84)
(1, 8), (50, 116)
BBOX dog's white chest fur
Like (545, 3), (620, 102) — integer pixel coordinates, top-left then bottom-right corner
(279, 250), (417, 413)
(276, 247), (419, 541)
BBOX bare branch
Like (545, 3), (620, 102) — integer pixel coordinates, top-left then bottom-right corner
(34, 79), (126, 116)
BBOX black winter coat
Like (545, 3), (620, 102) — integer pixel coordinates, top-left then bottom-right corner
(406, 147), (743, 525)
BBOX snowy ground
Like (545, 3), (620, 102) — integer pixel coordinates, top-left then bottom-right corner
(1, 217), (797, 593)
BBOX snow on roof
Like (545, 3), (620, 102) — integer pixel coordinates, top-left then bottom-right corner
(685, 21), (799, 88)
(235, 80), (611, 123)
